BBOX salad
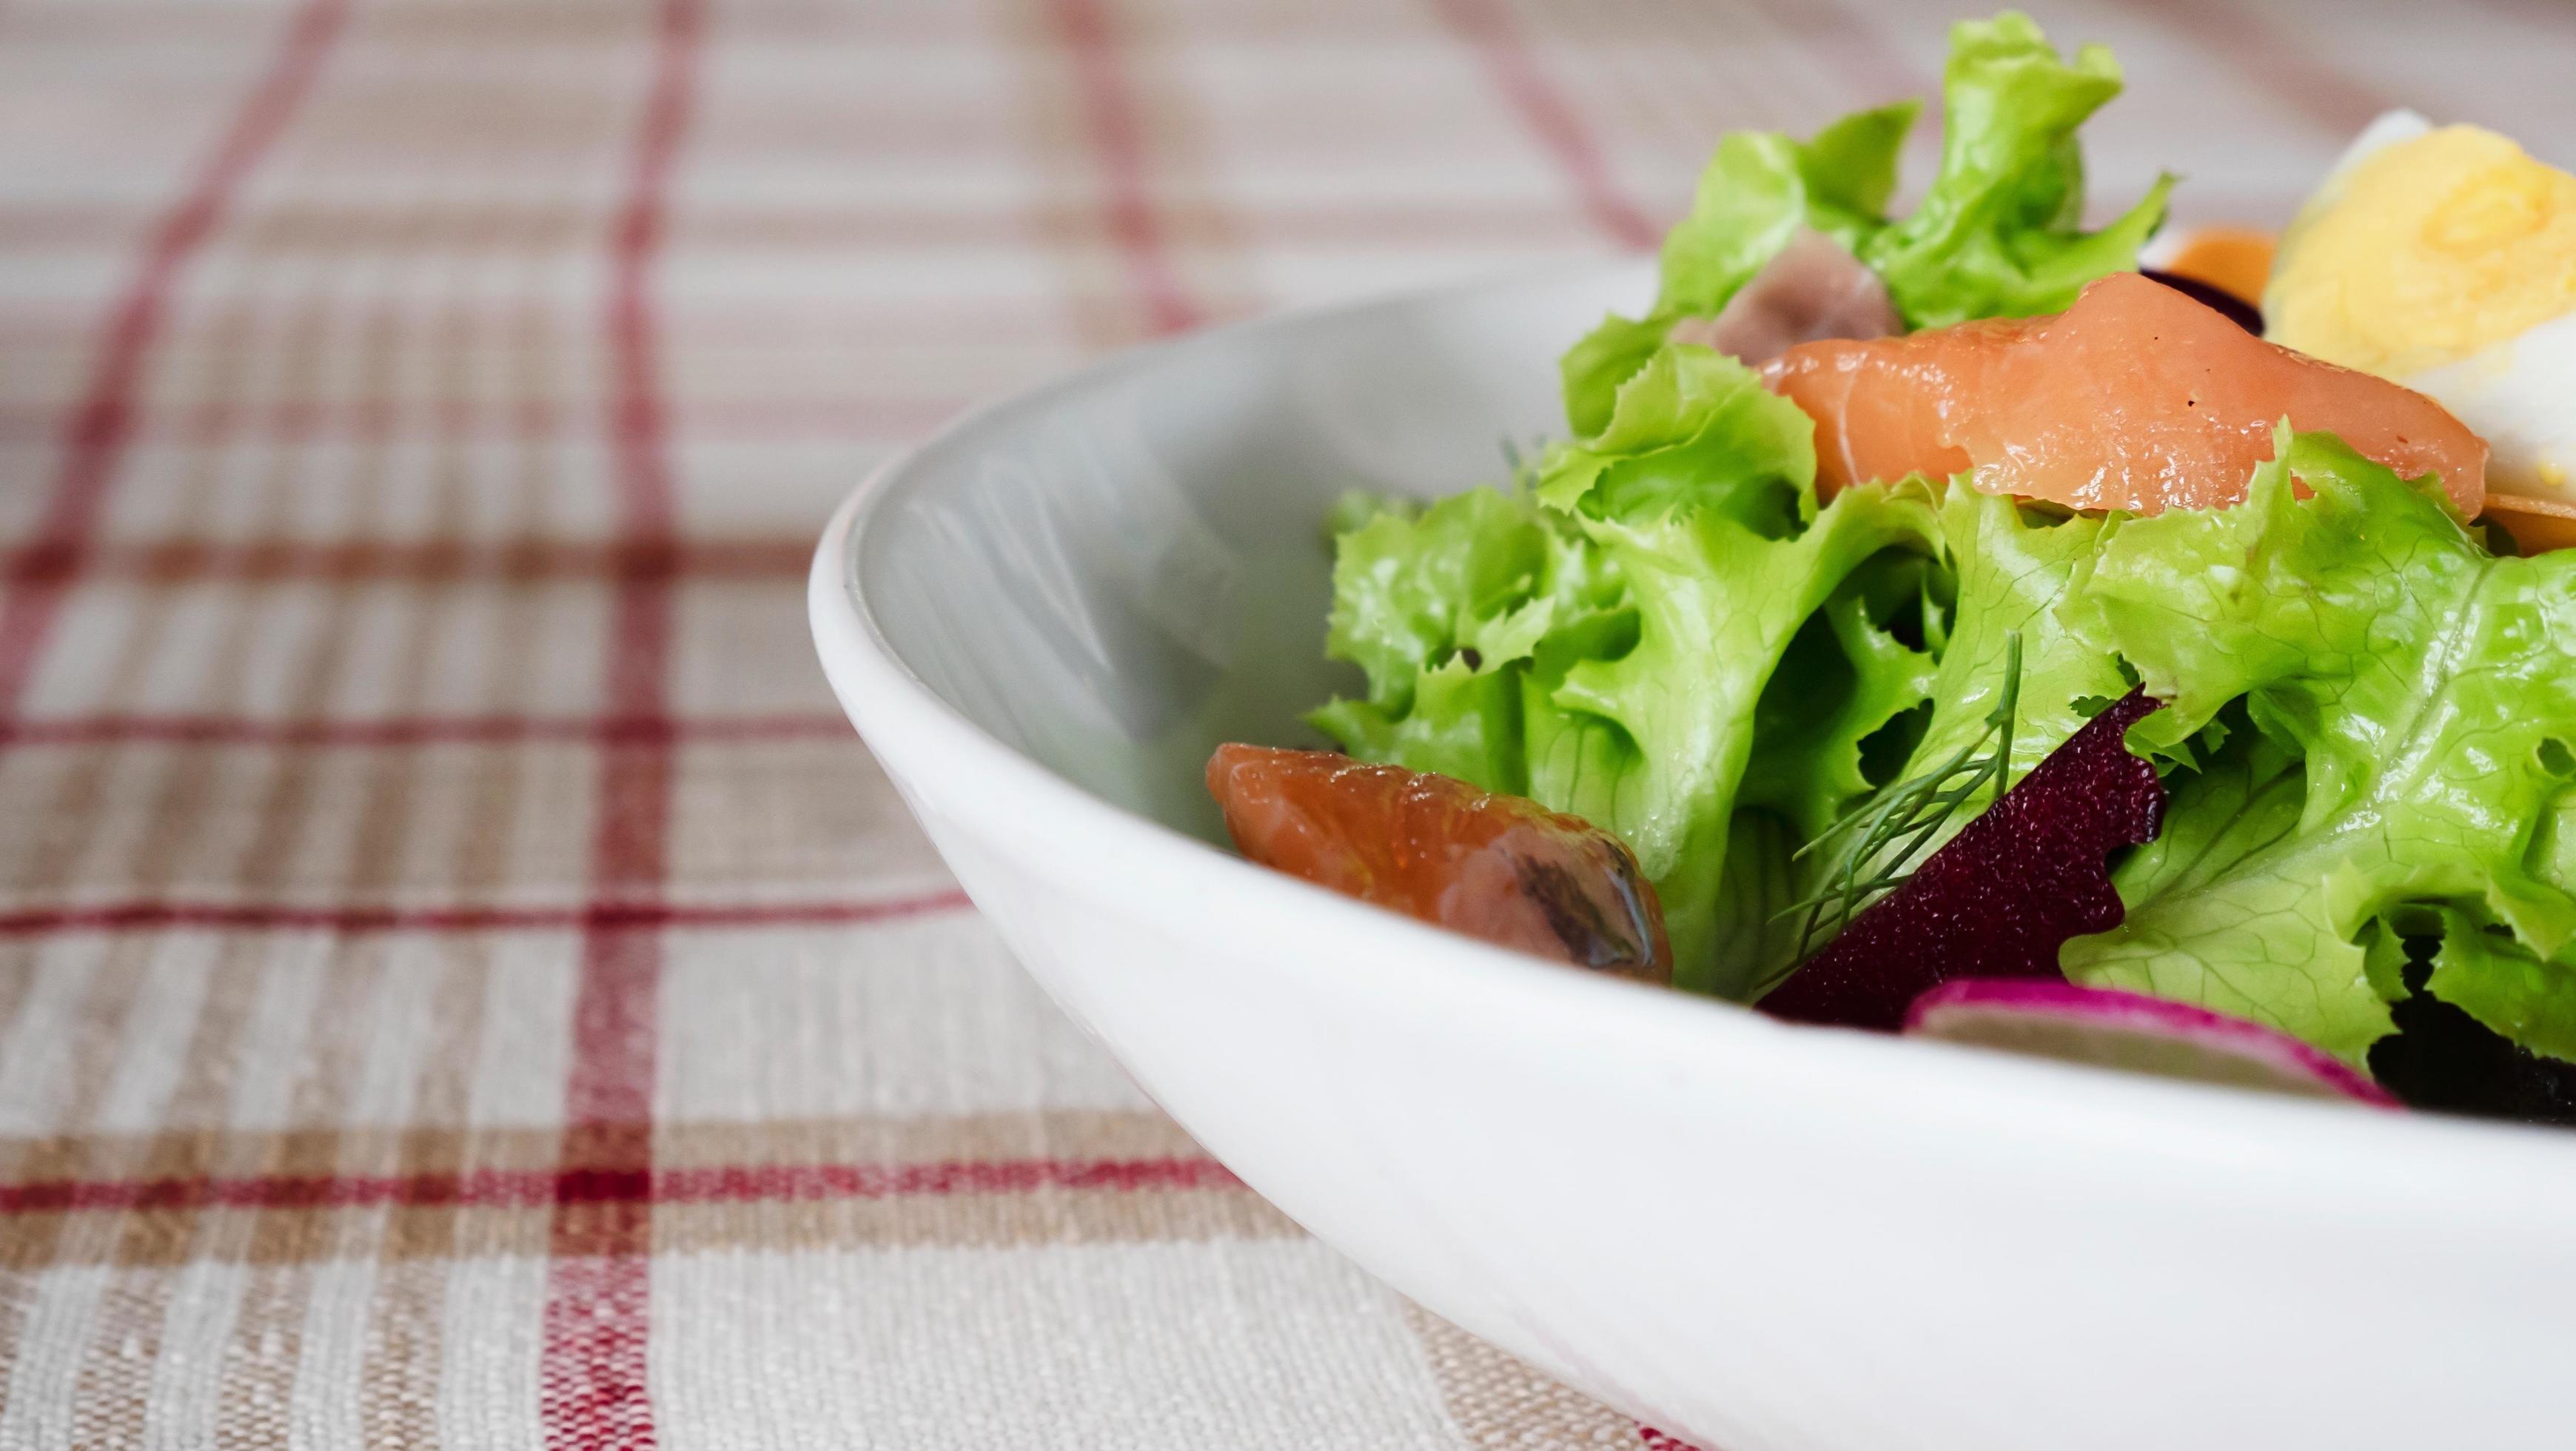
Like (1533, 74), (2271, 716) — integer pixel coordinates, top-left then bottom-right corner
(1207, 13), (2576, 1125)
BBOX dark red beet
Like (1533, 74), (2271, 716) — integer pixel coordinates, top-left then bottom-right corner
(1759, 689), (2165, 1031)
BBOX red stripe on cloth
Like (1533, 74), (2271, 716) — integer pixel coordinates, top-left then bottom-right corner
(1637, 1427), (1707, 1451)
(542, 0), (704, 1444)
(0, 711), (851, 749)
(2110, 0), (2398, 138)
(47, 536), (814, 586)
(1045, 0), (1204, 335)
(0, 195), (1602, 257)
(1424, 0), (1656, 250)
(0, 888), (972, 938)
(1734, 0), (1922, 110)
(0, 0), (351, 716)
(0, 1156), (1241, 1215)
(545, 1256), (653, 1445)
(0, 396), (969, 447)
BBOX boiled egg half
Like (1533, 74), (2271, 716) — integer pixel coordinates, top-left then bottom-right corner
(2267, 110), (2576, 514)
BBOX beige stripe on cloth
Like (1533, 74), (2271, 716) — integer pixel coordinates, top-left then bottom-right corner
(4, 0), (2556, 1444)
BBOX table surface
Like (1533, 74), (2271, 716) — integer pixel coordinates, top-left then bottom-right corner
(1, 0), (2569, 1444)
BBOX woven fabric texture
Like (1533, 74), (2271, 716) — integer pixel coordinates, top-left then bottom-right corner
(1, 0), (2567, 1444)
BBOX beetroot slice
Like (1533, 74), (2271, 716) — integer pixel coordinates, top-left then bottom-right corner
(1907, 979), (2398, 1106)
(1758, 688), (2165, 1031)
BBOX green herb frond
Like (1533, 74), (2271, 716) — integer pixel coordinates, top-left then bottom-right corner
(1775, 631), (2024, 962)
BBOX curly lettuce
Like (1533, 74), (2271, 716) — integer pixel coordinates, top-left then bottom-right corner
(1560, 11), (2168, 433)
(1859, 13), (2173, 329)
(1312, 346), (1942, 993)
(1308, 486), (1623, 791)
(1301, 7), (2576, 1095)
(2061, 431), (2576, 1065)
(1876, 489), (2132, 792)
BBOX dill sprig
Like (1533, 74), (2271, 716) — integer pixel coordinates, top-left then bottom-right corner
(1499, 434), (1549, 495)
(1777, 631), (2025, 961)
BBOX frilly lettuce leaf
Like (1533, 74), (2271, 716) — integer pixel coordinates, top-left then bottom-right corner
(1315, 346), (1942, 994)
(1308, 484), (1623, 791)
(1859, 13), (2173, 329)
(1544, 483), (1941, 993)
(1559, 315), (1672, 441)
(1740, 557), (1942, 842)
(1540, 344), (1821, 527)
(1659, 104), (1916, 316)
(1561, 104), (1916, 438)
(1563, 105), (1915, 438)
(2060, 431), (2576, 1064)
(1561, 11), (2164, 431)
(1882, 489), (2132, 792)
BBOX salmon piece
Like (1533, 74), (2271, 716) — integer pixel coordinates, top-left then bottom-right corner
(1762, 270), (2489, 517)
(1207, 744), (1671, 982)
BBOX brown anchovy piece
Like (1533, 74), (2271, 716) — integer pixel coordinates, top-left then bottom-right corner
(1207, 744), (1671, 983)
(1666, 227), (1902, 367)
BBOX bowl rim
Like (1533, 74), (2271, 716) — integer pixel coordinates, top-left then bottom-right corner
(808, 258), (2576, 1210)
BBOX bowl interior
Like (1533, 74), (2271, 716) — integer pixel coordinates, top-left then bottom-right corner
(853, 261), (1652, 842)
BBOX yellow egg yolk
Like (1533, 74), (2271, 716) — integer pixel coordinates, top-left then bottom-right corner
(2266, 124), (2576, 378)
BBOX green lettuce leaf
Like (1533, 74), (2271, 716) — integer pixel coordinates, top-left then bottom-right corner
(1560, 315), (1673, 441)
(1308, 483), (1623, 791)
(1740, 559), (1941, 842)
(1560, 104), (1916, 437)
(2061, 432), (2576, 1064)
(1316, 345), (1942, 995)
(1308, 660), (1526, 794)
(1547, 483), (1941, 993)
(1560, 11), (2164, 431)
(1657, 104), (1918, 318)
(1884, 489), (2131, 792)
(1859, 13), (2173, 329)
(1530, 347), (1943, 992)
(1706, 810), (1809, 999)
(1802, 486), (2133, 898)
(1540, 344), (1821, 527)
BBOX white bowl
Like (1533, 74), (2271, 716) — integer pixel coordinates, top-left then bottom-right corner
(809, 261), (2576, 1451)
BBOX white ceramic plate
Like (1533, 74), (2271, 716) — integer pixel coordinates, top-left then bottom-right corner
(810, 260), (2576, 1451)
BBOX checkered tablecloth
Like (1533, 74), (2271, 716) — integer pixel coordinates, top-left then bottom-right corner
(1, 0), (2569, 1444)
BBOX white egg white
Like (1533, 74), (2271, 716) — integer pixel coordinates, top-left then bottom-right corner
(2408, 306), (2576, 499)
(2320, 108), (2433, 188)
(2289, 107), (2576, 503)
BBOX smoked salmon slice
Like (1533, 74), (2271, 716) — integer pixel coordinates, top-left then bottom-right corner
(1207, 745), (1671, 982)
(1761, 269), (2489, 517)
